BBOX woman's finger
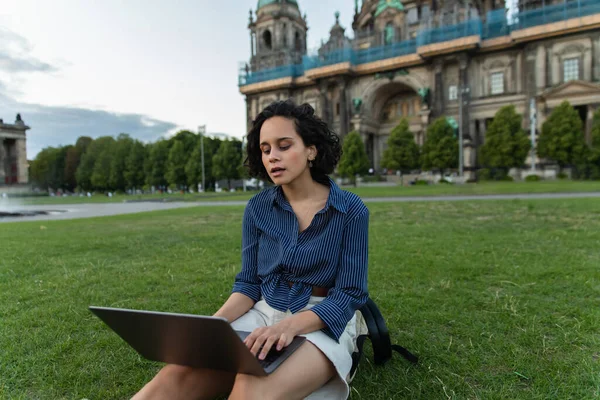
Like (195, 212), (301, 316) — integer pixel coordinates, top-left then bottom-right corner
(259, 335), (279, 360)
(250, 332), (268, 356)
(276, 333), (288, 351)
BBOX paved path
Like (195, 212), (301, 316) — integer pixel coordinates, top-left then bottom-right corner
(1, 192), (599, 223)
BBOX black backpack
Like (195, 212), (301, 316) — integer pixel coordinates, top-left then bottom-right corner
(350, 298), (418, 379)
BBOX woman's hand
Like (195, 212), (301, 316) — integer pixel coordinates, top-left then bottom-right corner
(244, 318), (297, 360)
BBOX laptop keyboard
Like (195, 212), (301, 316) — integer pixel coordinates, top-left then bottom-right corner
(257, 347), (285, 369)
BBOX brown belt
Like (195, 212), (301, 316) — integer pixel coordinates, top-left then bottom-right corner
(288, 281), (330, 297)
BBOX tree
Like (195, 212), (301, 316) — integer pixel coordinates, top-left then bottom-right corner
(166, 140), (188, 189)
(479, 105), (531, 179)
(185, 140), (203, 190)
(145, 140), (171, 190)
(109, 133), (133, 192)
(421, 117), (458, 172)
(64, 136), (92, 191)
(589, 109), (600, 180)
(30, 147), (59, 190)
(90, 138), (116, 191)
(538, 101), (587, 172)
(212, 139), (242, 189)
(380, 118), (420, 172)
(77, 137), (115, 191)
(124, 140), (147, 190)
(338, 131), (370, 186)
(170, 130), (198, 156)
(64, 146), (80, 191)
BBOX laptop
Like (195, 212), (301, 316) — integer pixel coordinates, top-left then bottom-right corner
(89, 306), (306, 376)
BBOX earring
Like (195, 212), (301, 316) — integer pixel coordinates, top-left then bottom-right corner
(308, 160), (313, 168)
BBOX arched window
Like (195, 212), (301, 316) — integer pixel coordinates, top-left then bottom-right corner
(263, 30), (272, 50)
(294, 31), (302, 51)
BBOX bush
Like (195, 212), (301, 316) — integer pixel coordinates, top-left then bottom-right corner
(414, 179), (429, 185)
(478, 168), (492, 181)
(362, 175), (386, 183)
(525, 175), (542, 182)
(500, 175), (514, 181)
(438, 178), (453, 184)
(557, 172), (568, 180)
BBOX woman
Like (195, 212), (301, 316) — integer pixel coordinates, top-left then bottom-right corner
(133, 100), (369, 400)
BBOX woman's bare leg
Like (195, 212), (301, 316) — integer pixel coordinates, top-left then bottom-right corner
(132, 364), (235, 400)
(228, 342), (336, 400)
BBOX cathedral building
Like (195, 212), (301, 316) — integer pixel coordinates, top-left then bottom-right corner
(238, 0), (600, 177)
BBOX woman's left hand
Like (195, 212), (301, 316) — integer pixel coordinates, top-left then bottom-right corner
(244, 319), (297, 360)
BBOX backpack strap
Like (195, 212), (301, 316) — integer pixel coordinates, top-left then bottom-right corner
(365, 298), (418, 365)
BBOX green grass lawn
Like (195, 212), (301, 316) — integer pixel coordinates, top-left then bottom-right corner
(1, 199), (599, 399)
(5, 179), (600, 206)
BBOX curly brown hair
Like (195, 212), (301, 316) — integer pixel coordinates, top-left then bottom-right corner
(244, 100), (342, 185)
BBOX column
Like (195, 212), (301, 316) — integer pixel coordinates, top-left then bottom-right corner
(586, 105), (595, 145)
(551, 50), (560, 86)
(17, 139), (28, 184)
(433, 59), (444, 117)
(594, 34), (600, 82)
(536, 45), (546, 91)
(479, 119), (487, 144)
(583, 46), (592, 81)
(459, 55), (471, 140)
(318, 81), (331, 126)
(338, 79), (349, 138)
(0, 139), (5, 184)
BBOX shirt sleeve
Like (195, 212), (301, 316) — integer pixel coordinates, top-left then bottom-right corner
(310, 206), (369, 341)
(231, 202), (262, 302)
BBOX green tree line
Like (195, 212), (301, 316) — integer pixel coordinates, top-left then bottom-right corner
(30, 131), (244, 193)
(376, 101), (600, 180)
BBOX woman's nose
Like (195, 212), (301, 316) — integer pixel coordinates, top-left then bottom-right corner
(268, 150), (280, 162)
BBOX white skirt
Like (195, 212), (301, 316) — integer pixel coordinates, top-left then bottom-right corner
(230, 296), (365, 400)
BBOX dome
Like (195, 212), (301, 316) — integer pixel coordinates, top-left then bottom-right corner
(257, 0), (298, 9)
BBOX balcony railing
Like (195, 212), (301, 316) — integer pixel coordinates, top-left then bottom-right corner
(238, 63), (304, 86)
(354, 39), (417, 65)
(302, 47), (355, 71)
(416, 19), (482, 47)
(512, 0), (600, 30)
(483, 9), (510, 39)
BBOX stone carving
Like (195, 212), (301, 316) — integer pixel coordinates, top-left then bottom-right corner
(374, 68), (409, 81)
(352, 98), (363, 114)
(418, 87), (430, 108)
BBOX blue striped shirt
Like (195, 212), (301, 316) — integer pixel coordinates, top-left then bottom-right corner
(232, 178), (369, 341)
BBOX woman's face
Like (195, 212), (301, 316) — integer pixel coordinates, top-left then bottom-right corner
(259, 116), (316, 185)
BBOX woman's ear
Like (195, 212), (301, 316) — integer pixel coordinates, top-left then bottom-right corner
(308, 145), (317, 161)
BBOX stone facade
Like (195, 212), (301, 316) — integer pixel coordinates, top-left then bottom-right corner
(239, 0), (600, 178)
(0, 114), (30, 186)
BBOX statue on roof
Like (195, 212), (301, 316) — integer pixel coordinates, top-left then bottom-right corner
(375, 0), (404, 17)
(16, 113), (23, 123)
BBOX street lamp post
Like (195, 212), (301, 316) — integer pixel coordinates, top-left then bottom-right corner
(529, 98), (537, 172)
(198, 125), (206, 192)
(458, 85), (470, 178)
(241, 136), (247, 192)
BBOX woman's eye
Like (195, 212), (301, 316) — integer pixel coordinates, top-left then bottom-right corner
(280, 145), (290, 151)
(262, 149), (270, 155)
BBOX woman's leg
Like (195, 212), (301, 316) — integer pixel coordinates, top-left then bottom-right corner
(132, 364), (235, 400)
(228, 342), (336, 400)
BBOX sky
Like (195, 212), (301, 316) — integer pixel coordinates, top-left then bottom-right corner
(0, 0), (356, 158)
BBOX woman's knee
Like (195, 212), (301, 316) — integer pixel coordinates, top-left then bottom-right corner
(158, 364), (198, 383)
(229, 374), (269, 400)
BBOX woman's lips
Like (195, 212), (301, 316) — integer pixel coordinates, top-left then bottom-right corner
(271, 168), (285, 177)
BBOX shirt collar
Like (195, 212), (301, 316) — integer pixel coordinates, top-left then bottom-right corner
(271, 177), (347, 214)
